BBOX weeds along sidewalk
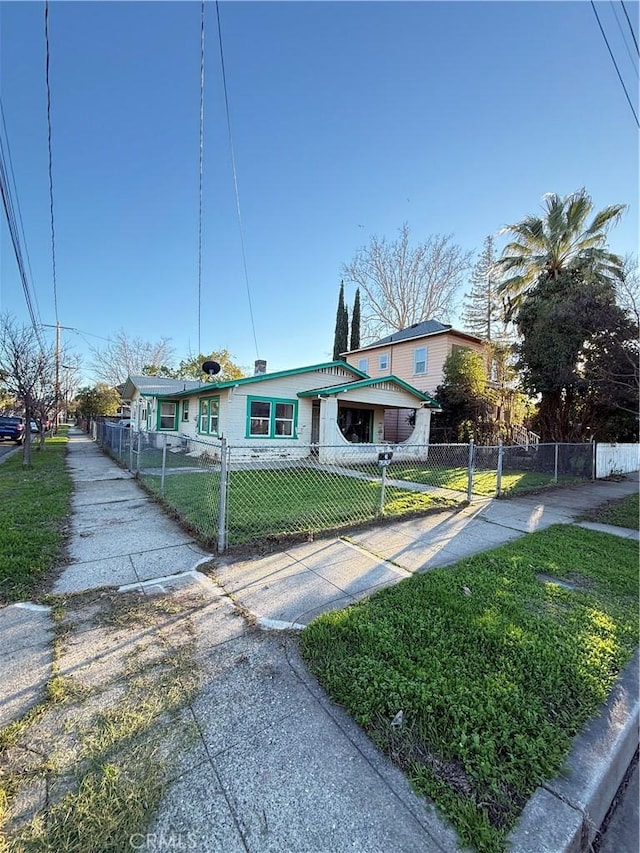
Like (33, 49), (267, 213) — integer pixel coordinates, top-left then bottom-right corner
(1, 572), (459, 853)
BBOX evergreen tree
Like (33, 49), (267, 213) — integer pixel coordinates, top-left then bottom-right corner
(460, 236), (502, 340)
(350, 288), (361, 350)
(332, 281), (349, 360)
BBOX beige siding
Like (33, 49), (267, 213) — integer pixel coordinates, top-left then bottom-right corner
(347, 333), (485, 396)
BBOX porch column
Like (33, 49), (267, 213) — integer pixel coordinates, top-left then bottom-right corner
(318, 397), (339, 463)
(412, 406), (432, 444)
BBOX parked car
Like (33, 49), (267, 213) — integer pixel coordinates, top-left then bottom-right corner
(0, 416), (25, 444)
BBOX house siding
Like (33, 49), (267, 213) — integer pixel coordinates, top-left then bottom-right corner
(346, 333), (484, 396)
(124, 363), (436, 462)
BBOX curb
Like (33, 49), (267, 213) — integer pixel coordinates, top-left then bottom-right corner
(508, 649), (640, 852)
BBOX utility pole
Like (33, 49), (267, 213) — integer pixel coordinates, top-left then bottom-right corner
(42, 322), (73, 432)
(54, 321), (60, 432)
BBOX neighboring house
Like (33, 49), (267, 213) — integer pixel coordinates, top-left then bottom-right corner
(343, 320), (485, 441)
(120, 360), (440, 465)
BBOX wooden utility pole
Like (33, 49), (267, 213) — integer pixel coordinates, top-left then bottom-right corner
(54, 321), (60, 433)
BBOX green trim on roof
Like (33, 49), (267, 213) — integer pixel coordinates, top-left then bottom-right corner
(155, 361), (368, 400)
(298, 375), (439, 407)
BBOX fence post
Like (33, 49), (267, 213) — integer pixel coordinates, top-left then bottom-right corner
(217, 438), (229, 553)
(160, 433), (167, 496)
(467, 438), (475, 502)
(129, 430), (134, 472)
(496, 440), (503, 497)
(135, 431), (141, 474)
(592, 440), (597, 481)
(554, 443), (559, 484)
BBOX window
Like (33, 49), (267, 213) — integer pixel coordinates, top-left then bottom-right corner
(158, 401), (177, 430)
(198, 397), (219, 435)
(247, 396), (297, 438)
(358, 357), (368, 373)
(413, 347), (427, 375)
(378, 354), (389, 371)
(182, 401), (189, 422)
(249, 400), (271, 436)
(275, 402), (294, 436)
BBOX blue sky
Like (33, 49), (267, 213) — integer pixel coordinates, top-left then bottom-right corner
(1, 0), (638, 383)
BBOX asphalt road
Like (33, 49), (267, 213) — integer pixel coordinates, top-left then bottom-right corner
(0, 443), (20, 462)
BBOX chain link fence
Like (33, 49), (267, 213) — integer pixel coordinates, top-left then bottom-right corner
(93, 423), (615, 553)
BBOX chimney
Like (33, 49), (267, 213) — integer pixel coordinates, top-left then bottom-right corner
(254, 359), (267, 375)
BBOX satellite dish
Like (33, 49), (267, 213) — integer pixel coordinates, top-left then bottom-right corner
(202, 360), (221, 376)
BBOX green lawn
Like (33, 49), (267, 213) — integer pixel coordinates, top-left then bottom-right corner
(349, 462), (583, 497)
(581, 492), (639, 530)
(300, 525), (640, 853)
(0, 431), (72, 603)
(141, 467), (459, 546)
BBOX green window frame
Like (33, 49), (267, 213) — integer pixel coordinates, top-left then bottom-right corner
(157, 401), (178, 431)
(198, 397), (220, 436)
(246, 396), (298, 439)
(182, 400), (190, 422)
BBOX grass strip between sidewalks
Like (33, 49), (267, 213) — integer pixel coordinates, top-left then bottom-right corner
(300, 524), (639, 853)
(0, 431), (72, 604)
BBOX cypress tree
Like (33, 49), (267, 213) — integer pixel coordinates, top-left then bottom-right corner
(333, 281), (349, 359)
(350, 288), (361, 350)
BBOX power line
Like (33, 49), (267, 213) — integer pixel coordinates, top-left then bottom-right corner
(215, 0), (260, 360)
(590, 0), (640, 127)
(620, 0), (639, 55)
(610, 0), (640, 75)
(0, 99), (43, 326)
(0, 142), (43, 346)
(197, 0), (205, 357)
(44, 0), (59, 324)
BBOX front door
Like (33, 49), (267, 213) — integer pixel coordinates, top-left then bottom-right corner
(311, 401), (320, 451)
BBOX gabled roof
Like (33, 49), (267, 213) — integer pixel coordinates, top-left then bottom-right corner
(345, 320), (482, 354)
(121, 375), (203, 399)
(298, 375), (440, 407)
(122, 361), (369, 401)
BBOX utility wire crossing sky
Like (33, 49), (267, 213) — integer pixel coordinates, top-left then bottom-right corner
(0, 0), (638, 383)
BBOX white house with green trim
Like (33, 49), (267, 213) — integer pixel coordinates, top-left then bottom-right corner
(120, 361), (440, 464)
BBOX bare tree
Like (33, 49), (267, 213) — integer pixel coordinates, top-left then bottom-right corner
(0, 314), (56, 465)
(342, 223), (472, 340)
(90, 331), (175, 387)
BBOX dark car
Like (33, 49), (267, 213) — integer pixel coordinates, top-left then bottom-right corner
(0, 416), (25, 444)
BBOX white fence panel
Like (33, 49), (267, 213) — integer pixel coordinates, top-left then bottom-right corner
(596, 443), (640, 477)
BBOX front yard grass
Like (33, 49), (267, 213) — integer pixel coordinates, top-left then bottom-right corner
(300, 524), (639, 853)
(0, 432), (71, 604)
(141, 467), (459, 546)
(581, 492), (639, 530)
(351, 462), (582, 497)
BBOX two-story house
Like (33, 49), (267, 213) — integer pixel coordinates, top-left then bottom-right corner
(343, 320), (485, 441)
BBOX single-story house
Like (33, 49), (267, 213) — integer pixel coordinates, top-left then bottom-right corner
(120, 360), (440, 465)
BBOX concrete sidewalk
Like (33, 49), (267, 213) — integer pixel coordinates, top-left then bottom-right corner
(1, 428), (638, 852)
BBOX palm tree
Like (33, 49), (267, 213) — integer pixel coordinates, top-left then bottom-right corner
(496, 189), (626, 316)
